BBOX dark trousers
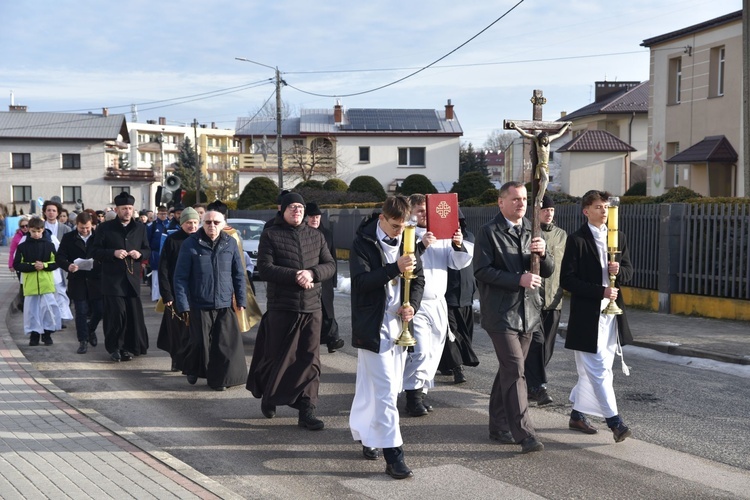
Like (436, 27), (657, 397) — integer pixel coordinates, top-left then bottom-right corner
(382, 446), (404, 465)
(525, 309), (561, 389)
(73, 298), (102, 342)
(438, 305), (479, 372)
(488, 329), (535, 442)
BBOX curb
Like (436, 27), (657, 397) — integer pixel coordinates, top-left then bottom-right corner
(2, 286), (244, 500)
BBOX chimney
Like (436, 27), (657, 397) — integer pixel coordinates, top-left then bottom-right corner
(594, 81), (640, 102)
(560, 111), (567, 118)
(333, 99), (343, 124)
(102, 107), (109, 117)
(8, 105), (27, 112)
(158, 117), (166, 126)
(211, 122), (216, 129)
(445, 99), (454, 120)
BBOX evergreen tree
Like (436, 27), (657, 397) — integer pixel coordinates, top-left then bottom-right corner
(172, 138), (200, 191)
(459, 142), (488, 177)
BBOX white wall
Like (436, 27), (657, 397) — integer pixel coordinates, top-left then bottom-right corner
(561, 151), (628, 196)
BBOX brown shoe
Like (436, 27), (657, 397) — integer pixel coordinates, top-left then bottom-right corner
(611, 423), (632, 443)
(569, 417), (598, 434)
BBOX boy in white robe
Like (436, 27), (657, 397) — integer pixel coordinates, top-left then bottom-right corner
(349, 196), (425, 479)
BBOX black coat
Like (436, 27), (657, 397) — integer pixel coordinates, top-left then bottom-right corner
(473, 213), (554, 334)
(158, 229), (191, 304)
(350, 214), (425, 354)
(561, 223), (633, 353)
(89, 217), (151, 297)
(314, 224), (338, 316)
(257, 214), (335, 313)
(56, 230), (100, 301)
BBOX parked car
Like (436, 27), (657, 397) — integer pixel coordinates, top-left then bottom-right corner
(227, 218), (265, 279)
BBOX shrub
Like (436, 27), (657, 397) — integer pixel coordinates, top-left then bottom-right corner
(296, 187), (381, 206)
(624, 181), (647, 196)
(295, 180), (325, 190)
(655, 186), (702, 203)
(237, 177), (278, 210)
(181, 190), (209, 206)
(348, 175), (387, 201)
(323, 178), (348, 191)
(399, 174), (437, 196)
(451, 172), (493, 201)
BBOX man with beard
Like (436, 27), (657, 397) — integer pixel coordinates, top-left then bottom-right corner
(174, 209), (247, 390)
(246, 192), (335, 430)
(56, 211), (102, 354)
(156, 207), (200, 372)
(89, 192), (151, 362)
(305, 202), (344, 353)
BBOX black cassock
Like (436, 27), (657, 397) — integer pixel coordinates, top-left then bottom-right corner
(156, 230), (190, 370)
(182, 308), (247, 388)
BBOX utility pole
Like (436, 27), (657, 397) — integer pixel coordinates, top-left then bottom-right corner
(275, 67), (284, 189)
(193, 118), (201, 202)
(743, 0), (749, 197)
(235, 57), (286, 189)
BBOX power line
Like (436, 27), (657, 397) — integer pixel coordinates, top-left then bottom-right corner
(287, 0), (526, 98)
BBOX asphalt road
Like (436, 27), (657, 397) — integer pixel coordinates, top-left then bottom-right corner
(7, 265), (750, 499)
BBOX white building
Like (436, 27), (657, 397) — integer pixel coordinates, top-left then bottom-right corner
(235, 101), (463, 193)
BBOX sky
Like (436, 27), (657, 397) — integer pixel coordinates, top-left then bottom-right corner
(1, 0), (743, 147)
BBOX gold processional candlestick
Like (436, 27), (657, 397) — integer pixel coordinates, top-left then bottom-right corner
(395, 219), (418, 347)
(603, 199), (623, 315)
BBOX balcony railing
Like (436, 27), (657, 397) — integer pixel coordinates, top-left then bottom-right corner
(104, 167), (156, 182)
(238, 153), (335, 172)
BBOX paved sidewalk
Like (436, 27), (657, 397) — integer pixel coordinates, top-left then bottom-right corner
(0, 278), (241, 500)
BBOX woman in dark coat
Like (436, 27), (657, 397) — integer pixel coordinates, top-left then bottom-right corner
(156, 208), (200, 371)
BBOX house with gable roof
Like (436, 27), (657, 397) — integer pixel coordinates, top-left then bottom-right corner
(0, 105), (136, 213)
(553, 80), (649, 196)
(234, 100), (462, 193)
(641, 10), (744, 197)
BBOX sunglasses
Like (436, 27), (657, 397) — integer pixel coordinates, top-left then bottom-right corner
(204, 220), (223, 225)
(19, 225), (28, 229)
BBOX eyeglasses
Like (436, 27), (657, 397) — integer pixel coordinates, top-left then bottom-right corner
(286, 204), (305, 212)
(384, 217), (404, 231)
(204, 220), (223, 225)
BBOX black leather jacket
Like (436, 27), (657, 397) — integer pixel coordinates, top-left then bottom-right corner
(473, 213), (554, 334)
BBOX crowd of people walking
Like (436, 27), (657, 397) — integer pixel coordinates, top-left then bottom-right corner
(5, 183), (633, 480)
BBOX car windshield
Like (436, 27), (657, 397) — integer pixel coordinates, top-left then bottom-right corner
(232, 222), (264, 241)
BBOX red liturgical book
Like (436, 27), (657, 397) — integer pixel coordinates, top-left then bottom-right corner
(426, 193), (459, 240)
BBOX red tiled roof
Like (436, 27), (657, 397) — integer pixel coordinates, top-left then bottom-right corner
(556, 130), (636, 153)
(665, 136), (738, 163)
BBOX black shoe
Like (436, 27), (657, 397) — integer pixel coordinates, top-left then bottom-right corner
(439, 368), (453, 376)
(29, 333), (40, 346)
(60, 324), (67, 330)
(489, 430), (515, 444)
(298, 408), (325, 430)
(261, 402), (276, 419)
(119, 350), (133, 361)
(528, 386), (553, 406)
(405, 389), (428, 417)
(110, 350), (121, 362)
(385, 460), (413, 480)
(611, 422), (632, 443)
(170, 360), (179, 372)
(520, 436), (544, 454)
(76, 341), (88, 354)
(327, 338), (345, 353)
(187, 374), (198, 385)
(88, 333), (98, 347)
(569, 416), (598, 434)
(362, 446), (380, 460)
(41, 332), (53, 345)
(211, 386), (227, 391)
(453, 366), (467, 384)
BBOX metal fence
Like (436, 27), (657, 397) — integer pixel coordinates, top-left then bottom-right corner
(230, 202), (750, 301)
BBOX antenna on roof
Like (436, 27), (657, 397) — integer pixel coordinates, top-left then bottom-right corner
(10, 90), (14, 106)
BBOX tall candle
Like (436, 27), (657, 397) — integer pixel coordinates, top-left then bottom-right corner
(403, 224), (415, 253)
(607, 206), (619, 249)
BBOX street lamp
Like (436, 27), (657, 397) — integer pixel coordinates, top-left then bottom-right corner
(235, 57), (286, 189)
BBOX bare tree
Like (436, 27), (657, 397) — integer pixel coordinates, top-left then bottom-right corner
(285, 137), (343, 184)
(204, 164), (239, 201)
(484, 129), (516, 152)
(248, 99), (297, 121)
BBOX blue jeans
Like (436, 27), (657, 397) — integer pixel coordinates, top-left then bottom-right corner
(74, 298), (103, 342)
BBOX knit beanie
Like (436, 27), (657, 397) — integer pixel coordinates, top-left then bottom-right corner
(180, 207), (199, 225)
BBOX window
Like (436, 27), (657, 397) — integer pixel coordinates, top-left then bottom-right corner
(666, 142), (680, 188)
(62, 186), (82, 203)
(62, 154), (81, 169)
(12, 153), (31, 169)
(709, 46), (725, 97)
(397, 147), (426, 167)
(12, 186), (32, 202)
(112, 186), (130, 199)
(668, 57), (682, 104)
(359, 146), (370, 163)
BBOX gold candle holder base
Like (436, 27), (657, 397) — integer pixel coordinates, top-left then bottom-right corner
(602, 249), (623, 315)
(394, 273), (417, 347)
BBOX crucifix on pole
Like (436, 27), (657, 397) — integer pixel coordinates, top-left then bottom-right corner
(504, 89), (571, 274)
